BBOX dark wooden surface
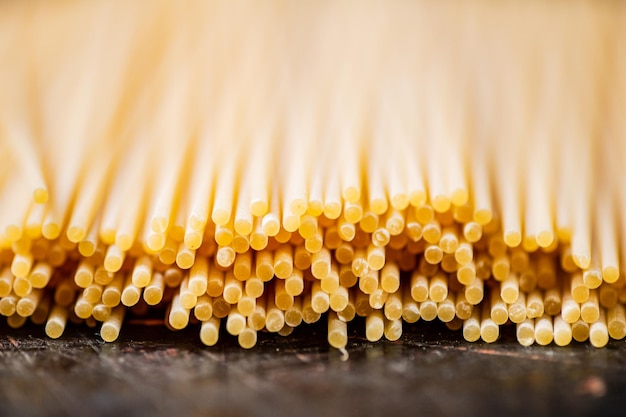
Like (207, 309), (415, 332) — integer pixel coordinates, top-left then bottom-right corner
(0, 320), (624, 417)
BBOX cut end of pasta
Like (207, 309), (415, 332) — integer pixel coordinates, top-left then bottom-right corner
(33, 188), (49, 204)
(67, 226), (86, 243)
(503, 231), (522, 248)
(573, 254), (592, 270)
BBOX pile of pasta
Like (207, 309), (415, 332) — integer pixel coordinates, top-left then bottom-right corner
(1, 0), (625, 349)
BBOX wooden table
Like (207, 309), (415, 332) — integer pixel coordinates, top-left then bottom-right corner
(0, 320), (624, 417)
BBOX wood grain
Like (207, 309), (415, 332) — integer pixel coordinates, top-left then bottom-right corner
(0, 321), (624, 417)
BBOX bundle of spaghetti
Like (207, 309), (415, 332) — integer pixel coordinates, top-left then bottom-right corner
(1, 0), (626, 349)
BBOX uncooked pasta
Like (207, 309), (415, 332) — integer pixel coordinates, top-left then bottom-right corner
(0, 0), (625, 349)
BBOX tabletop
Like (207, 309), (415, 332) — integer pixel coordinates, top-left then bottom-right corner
(0, 320), (624, 417)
